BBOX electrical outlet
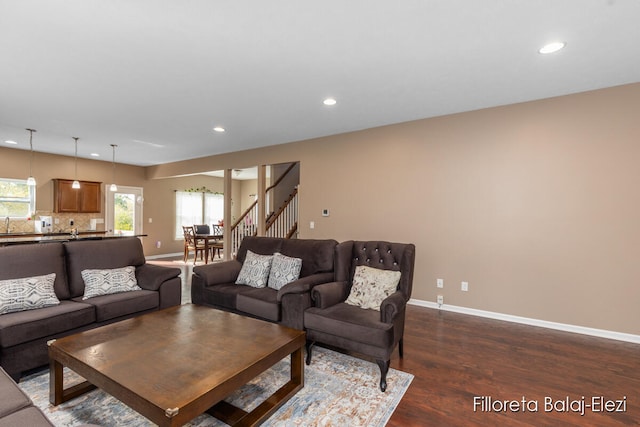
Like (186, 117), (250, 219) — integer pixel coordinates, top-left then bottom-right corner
(69, 219), (74, 226)
(437, 278), (444, 288)
(437, 295), (444, 306)
(461, 281), (469, 291)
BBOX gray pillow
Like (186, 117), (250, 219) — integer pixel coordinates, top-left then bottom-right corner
(268, 252), (302, 290)
(81, 266), (142, 299)
(0, 273), (60, 315)
(236, 250), (273, 288)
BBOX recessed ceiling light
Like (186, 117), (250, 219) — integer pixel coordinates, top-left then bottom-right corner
(539, 41), (566, 54)
(4, 140), (18, 145)
(90, 153), (100, 157)
(213, 126), (225, 133)
(323, 98), (337, 106)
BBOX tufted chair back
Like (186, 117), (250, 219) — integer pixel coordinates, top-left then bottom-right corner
(334, 240), (415, 301)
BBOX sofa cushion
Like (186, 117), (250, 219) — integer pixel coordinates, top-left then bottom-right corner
(0, 273), (60, 315)
(236, 251), (273, 288)
(0, 301), (95, 348)
(236, 287), (280, 321)
(0, 367), (31, 418)
(280, 238), (337, 277)
(268, 252), (302, 290)
(304, 303), (393, 348)
(201, 283), (255, 310)
(74, 290), (158, 323)
(236, 237), (283, 264)
(0, 407), (54, 427)
(344, 266), (401, 311)
(81, 266), (142, 300)
(64, 237), (146, 298)
(0, 243), (70, 300)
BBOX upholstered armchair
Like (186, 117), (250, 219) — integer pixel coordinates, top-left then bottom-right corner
(304, 240), (415, 391)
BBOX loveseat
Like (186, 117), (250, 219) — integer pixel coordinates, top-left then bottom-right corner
(0, 366), (53, 426)
(191, 236), (337, 330)
(0, 237), (181, 381)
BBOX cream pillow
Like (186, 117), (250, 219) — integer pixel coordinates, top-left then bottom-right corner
(81, 266), (142, 300)
(345, 266), (401, 311)
(0, 273), (60, 315)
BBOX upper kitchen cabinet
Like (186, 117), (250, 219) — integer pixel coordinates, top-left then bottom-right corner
(54, 179), (102, 213)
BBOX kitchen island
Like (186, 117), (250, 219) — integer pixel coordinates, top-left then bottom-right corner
(0, 232), (147, 246)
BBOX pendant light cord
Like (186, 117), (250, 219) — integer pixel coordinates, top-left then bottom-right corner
(26, 128), (36, 177)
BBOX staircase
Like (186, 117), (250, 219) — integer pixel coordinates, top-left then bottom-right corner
(230, 163), (298, 253)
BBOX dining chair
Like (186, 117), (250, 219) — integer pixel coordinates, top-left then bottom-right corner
(210, 224), (224, 259)
(182, 226), (206, 264)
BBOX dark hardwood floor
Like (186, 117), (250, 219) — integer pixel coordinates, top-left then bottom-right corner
(387, 305), (640, 426)
(149, 258), (639, 426)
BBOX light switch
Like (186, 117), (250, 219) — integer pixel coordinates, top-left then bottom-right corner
(310, 221), (315, 229)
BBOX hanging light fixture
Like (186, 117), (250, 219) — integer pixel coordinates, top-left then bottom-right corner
(25, 128), (37, 186)
(72, 137), (81, 189)
(110, 144), (118, 192)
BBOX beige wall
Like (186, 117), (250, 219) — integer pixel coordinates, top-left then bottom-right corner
(148, 83), (640, 335)
(3, 83), (639, 335)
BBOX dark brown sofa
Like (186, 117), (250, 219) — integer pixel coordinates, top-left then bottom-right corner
(0, 366), (53, 426)
(0, 237), (181, 381)
(191, 236), (337, 330)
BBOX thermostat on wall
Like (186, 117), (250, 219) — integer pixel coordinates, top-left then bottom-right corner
(322, 209), (330, 217)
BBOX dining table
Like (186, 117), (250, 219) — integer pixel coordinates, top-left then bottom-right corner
(194, 232), (223, 264)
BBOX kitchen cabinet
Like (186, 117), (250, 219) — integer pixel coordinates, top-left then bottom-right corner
(53, 179), (102, 213)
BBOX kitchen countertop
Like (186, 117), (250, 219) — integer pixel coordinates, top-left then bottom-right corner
(0, 232), (147, 246)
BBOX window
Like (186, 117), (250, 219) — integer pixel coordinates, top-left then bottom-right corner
(175, 191), (224, 239)
(0, 178), (36, 219)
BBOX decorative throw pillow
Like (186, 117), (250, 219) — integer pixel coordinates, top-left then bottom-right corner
(81, 266), (142, 300)
(268, 252), (303, 290)
(236, 250), (273, 288)
(0, 273), (60, 315)
(345, 266), (401, 311)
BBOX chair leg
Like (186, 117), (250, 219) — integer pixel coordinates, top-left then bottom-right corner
(376, 359), (390, 392)
(305, 341), (315, 365)
(399, 338), (404, 358)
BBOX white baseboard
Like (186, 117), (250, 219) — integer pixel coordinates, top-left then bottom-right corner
(145, 252), (183, 260)
(409, 298), (640, 344)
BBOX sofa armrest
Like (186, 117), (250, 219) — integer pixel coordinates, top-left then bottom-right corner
(135, 263), (181, 291)
(311, 281), (349, 309)
(380, 291), (406, 323)
(193, 260), (242, 286)
(276, 272), (334, 301)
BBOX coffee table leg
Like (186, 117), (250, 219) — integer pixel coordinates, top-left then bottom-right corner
(208, 345), (304, 426)
(49, 359), (64, 405)
(49, 358), (97, 406)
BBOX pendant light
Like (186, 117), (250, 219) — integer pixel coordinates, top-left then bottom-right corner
(72, 137), (81, 189)
(110, 144), (118, 192)
(25, 128), (37, 186)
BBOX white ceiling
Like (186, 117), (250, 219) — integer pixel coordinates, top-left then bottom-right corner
(1, 0), (639, 167)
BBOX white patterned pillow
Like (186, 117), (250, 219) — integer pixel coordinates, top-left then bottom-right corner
(236, 250), (273, 288)
(0, 273), (60, 315)
(268, 252), (303, 290)
(345, 266), (401, 311)
(81, 266), (142, 300)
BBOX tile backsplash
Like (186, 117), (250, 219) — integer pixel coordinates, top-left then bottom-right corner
(4, 211), (105, 234)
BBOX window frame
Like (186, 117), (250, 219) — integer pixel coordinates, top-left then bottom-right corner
(175, 190), (224, 239)
(0, 178), (36, 219)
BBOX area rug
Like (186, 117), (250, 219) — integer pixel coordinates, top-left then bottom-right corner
(19, 346), (413, 426)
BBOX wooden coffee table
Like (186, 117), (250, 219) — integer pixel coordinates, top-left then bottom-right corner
(48, 304), (305, 426)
